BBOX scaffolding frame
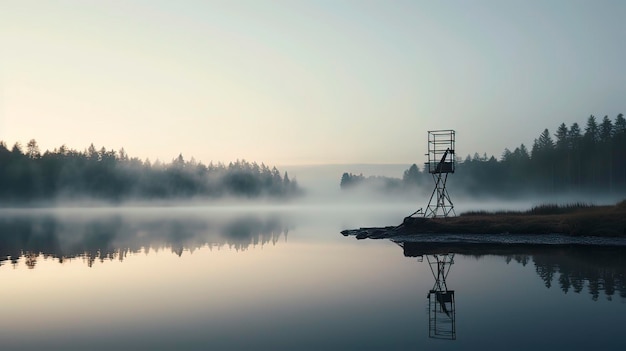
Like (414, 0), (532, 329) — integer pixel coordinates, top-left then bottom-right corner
(424, 130), (456, 218)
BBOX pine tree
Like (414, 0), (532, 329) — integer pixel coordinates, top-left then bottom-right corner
(584, 115), (599, 143)
(26, 139), (40, 159)
(554, 123), (569, 149)
(600, 116), (613, 142)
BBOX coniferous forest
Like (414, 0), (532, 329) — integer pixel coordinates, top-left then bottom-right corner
(341, 114), (626, 198)
(0, 141), (300, 204)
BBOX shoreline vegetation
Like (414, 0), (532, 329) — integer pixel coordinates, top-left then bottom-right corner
(341, 200), (626, 239)
(0, 140), (301, 205)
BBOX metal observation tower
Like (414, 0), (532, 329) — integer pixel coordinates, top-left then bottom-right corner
(424, 130), (456, 218)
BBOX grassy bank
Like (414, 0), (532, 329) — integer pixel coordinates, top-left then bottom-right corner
(420, 200), (626, 236)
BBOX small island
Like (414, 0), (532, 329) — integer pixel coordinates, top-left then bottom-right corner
(341, 200), (626, 240)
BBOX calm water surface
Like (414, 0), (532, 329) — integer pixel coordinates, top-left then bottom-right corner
(0, 204), (624, 350)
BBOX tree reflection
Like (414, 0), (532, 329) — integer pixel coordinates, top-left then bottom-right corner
(401, 242), (626, 301)
(529, 247), (626, 301)
(0, 214), (290, 269)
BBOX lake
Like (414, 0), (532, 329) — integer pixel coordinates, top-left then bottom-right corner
(0, 203), (624, 351)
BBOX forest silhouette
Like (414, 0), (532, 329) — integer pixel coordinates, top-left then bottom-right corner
(0, 141), (300, 203)
(341, 114), (626, 197)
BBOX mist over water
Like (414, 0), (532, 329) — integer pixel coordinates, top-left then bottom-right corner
(1, 165), (625, 350)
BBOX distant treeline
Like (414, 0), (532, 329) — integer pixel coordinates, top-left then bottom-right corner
(340, 172), (406, 191)
(0, 141), (300, 203)
(341, 114), (626, 197)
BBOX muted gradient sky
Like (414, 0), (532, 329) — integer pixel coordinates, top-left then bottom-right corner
(2, 0), (625, 166)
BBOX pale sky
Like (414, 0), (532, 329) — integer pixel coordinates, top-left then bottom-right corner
(2, 0), (625, 166)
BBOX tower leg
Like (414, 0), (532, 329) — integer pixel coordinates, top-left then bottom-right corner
(425, 173), (455, 218)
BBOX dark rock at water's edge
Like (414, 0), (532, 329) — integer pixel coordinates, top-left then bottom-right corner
(341, 226), (399, 240)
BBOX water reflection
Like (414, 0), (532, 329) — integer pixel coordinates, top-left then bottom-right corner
(401, 241), (626, 302)
(426, 253), (456, 340)
(0, 213), (290, 269)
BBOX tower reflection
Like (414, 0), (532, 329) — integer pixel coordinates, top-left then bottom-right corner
(399, 241), (457, 340)
(398, 240), (626, 341)
(426, 253), (456, 340)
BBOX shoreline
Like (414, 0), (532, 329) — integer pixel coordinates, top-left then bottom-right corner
(341, 200), (626, 240)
